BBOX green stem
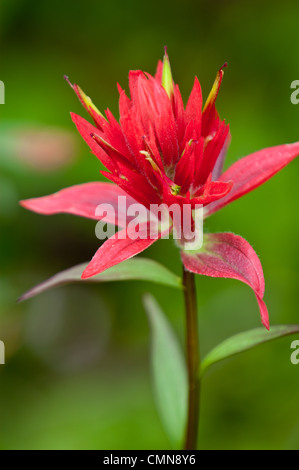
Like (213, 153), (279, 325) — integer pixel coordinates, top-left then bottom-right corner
(183, 266), (200, 450)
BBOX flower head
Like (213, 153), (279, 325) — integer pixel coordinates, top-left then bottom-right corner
(68, 50), (231, 211)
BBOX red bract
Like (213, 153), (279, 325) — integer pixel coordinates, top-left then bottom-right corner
(181, 233), (269, 329)
(20, 51), (299, 329)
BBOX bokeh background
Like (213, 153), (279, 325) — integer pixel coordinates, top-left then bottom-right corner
(1, 0), (299, 450)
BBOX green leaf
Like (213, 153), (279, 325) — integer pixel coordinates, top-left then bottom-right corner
(144, 294), (187, 449)
(18, 257), (182, 302)
(201, 324), (299, 377)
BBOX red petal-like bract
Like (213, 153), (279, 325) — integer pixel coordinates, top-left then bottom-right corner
(181, 232), (269, 329)
(205, 142), (299, 217)
(81, 222), (165, 279)
(20, 182), (143, 227)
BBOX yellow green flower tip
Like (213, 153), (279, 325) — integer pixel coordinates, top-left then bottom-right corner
(64, 75), (105, 118)
(161, 46), (174, 99)
(140, 150), (162, 174)
(170, 183), (181, 196)
(203, 62), (227, 113)
(76, 85), (104, 118)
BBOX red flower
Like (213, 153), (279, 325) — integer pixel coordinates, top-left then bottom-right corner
(21, 50), (299, 329)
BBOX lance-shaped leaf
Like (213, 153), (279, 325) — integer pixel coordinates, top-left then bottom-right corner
(18, 257), (182, 302)
(144, 294), (188, 449)
(181, 232), (269, 329)
(200, 324), (299, 376)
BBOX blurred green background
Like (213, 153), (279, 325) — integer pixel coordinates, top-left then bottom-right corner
(1, 0), (299, 450)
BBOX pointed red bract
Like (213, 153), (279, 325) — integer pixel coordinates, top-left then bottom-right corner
(81, 222), (165, 279)
(205, 142), (299, 217)
(20, 182), (142, 227)
(185, 77), (202, 138)
(181, 232), (269, 329)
